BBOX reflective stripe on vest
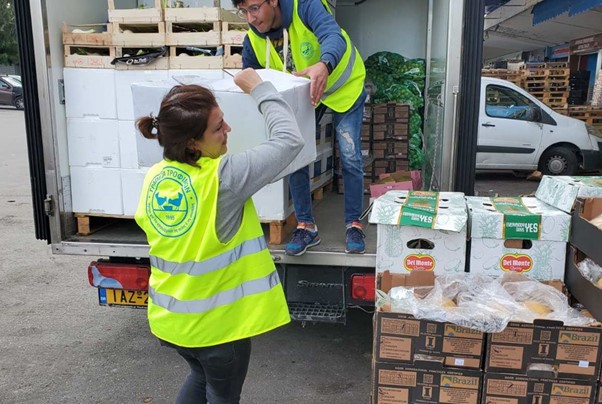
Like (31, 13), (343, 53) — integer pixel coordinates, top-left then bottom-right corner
(322, 47), (356, 98)
(149, 270), (281, 314)
(150, 235), (268, 276)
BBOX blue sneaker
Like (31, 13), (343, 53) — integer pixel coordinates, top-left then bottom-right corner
(285, 224), (321, 256)
(345, 222), (365, 254)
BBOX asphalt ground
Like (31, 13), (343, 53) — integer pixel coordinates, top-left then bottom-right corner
(0, 106), (568, 403)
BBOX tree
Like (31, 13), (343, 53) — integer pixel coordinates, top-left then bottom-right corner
(0, 0), (19, 65)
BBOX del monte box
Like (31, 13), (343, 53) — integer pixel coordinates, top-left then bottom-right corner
(466, 196), (570, 280)
(368, 191), (467, 275)
(535, 175), (602, 213)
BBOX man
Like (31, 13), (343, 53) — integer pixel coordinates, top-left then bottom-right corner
(232, 0), (368, 255)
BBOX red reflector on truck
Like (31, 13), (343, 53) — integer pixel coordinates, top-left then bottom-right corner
(88, 260), (150, 291)
(351, 274), (375, 301)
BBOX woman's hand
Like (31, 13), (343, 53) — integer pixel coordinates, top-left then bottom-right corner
(234, 68), (263, 94)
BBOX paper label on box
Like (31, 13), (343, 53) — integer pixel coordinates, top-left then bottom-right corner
(398, 191), (439, 228)
(579, 361), (589, 368)
(454, 358), (465, 366)
(491, 197), (541, 240)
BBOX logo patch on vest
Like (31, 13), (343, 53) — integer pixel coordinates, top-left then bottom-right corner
(300, 41), (315, 60)
(146, 166), (197, 237)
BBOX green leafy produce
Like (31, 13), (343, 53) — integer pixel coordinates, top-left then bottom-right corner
(365, 51), (426, 169)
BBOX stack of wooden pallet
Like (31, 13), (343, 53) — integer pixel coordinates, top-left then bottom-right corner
(567, 105), (602, 131)
(62, 0), (247, 70)
(524, 62), (570, 108)
(481, 68), (523, 87)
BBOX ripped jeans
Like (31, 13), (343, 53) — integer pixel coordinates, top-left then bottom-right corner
(289, 89), (367, 225)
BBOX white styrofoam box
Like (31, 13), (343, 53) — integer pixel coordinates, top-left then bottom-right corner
(466, 196), (571, 280)
(252, 178), (294, 222)
(310, 147), (333, 191)
(535, 175), (602, 213)
(168, 69), (232, 83)
(116, 69), (170, 120)
(131, 69), (316, 180)
(369, 191), (467, 275)
(70, 167), (123, 215)
(64, 68), (117, 119)
(121, 168), (149, 216)
(67, 117), (120, 168)
(118, 121), (140, 169)
(316, 111), (334, 153)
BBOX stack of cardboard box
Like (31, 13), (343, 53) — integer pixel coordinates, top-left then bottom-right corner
(372, 271), (484, 404)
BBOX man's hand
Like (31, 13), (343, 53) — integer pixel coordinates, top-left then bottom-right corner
(234, 68), (263, 94)
(293, 61), (329, 106)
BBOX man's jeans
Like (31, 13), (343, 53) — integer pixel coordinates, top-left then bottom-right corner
(162, 338), (252, 404)
(289, 89), (367, 225)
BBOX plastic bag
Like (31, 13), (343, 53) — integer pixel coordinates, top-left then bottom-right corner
(577, 258), (602, 289)
(382, 273), (596, 333)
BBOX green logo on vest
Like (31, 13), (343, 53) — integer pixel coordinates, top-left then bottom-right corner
(300, 41), (314, 60)
(146, 166), (197, 237)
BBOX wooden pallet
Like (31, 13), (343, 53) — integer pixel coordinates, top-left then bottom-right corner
(169, 46), (223, 69)
(62, 22), (113, 46)
(166, 21), (221, 46)
(223, 44), (243, 68)
(64, 45), (116, 69)
(108, 0), (162, 23)
(221, 21), (247, 45)
(112, 22), (166, 47)
(74, 213), (132, 236)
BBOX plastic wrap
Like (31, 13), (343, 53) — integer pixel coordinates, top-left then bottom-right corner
(577, 257), (602, 289)
(380, 273), (596, 333)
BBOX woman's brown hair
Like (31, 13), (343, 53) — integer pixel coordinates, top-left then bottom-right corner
(136, 84), (218, 166)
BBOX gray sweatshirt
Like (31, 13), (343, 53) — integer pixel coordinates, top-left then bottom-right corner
(216, 81), (304, 242)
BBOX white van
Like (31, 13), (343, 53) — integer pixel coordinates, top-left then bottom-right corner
(476, 77), (602, 175)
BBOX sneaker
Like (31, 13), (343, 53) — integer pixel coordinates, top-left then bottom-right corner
(345, 222), (365, 254)
(285, 223), (321, 256)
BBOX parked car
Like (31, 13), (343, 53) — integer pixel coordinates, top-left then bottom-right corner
(477, 77), (602, 175)
(0, 75), (24, 110)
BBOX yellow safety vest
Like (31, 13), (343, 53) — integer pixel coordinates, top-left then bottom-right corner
(246, 0), (365, 112)
(135, 157), (290, 347)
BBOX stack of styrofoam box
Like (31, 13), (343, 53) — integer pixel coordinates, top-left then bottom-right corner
(65, 68), (124, 215)
(466, 196), (571, 280)
(64, 68), (226, 216)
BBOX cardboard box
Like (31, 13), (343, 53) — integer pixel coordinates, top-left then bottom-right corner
(374, 311), (485, 369)
(372, 361), (482, 404)
(63, 68), (117, 119)
(131, 69), (316, 181)
(485, 319), (602, 380)
(566, 246), (602, 322)
(535, 176), (602, 213)
(369, 191), (467, 275)
(598, 383), (601, 403)
(570, 198), (602, 264)
(70, 167), (123, 215)
(467, 196), (571, 280)
(482, 373), (597, 404)
(316, 112), (334, 152)
(67, 118), (120, 168)
(375, 271), (485, 369)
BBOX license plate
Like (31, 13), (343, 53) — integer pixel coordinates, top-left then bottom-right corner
(98, 288), (148, 308)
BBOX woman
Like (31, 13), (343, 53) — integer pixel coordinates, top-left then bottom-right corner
(135, 68), (304, 404)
